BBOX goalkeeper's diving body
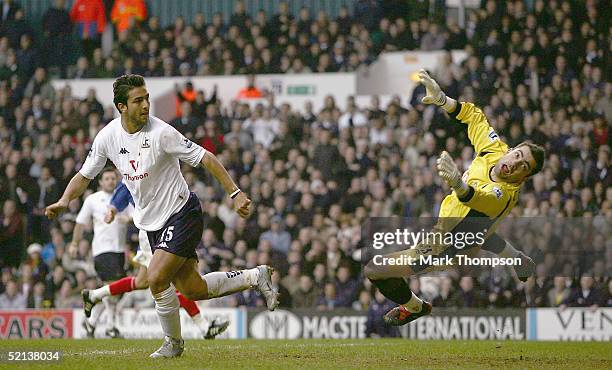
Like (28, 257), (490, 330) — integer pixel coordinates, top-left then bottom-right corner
(364, 70), (545, 326)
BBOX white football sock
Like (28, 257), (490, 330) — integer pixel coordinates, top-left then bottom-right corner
(103, 296), (118, 328)
(88, 301), (105, 327)
(401, 291), (424, 313)
(499, 241), (520, 259)
(202, 269), (259, 298)
(191, 313), (210, 334)
(90, 285), (111, 302)
(153, 285), (181, 340)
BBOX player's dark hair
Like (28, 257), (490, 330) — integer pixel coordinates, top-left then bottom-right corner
(113, 74), (145, 111)
(517, 141), (545, 176)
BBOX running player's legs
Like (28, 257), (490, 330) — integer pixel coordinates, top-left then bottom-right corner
(134, 265), (149, 289)
(147, 249), (188, 294)
(171, 258), (209, 300)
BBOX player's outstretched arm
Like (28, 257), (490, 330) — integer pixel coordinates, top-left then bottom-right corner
(201, 151), (251, 218)
(45, 172), (91, 219)
(419, 69), (505, 155)
(418, 69), (458, 113)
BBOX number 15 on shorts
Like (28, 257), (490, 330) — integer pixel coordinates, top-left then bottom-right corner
(160, 226), (174, 242)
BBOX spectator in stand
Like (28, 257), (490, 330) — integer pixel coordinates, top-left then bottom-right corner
(0, 279), (26, 309)
(562, 275), (603, 309)
(110, 0), (147, 34)
(547, 276), (571, 307)
(334, 265), (359, 308)
(317, 282), (338, 311)
(170, 101), (198, 139)
(174, 81), (196, 118)
(259, 216), (291, 255)
(0, 199), (24, 268)
(236, 75), (263, 99)
(27, 281), (48, 308)
(0, 0), (21, 26)
(366, 290), (399, 338)
(292, 275), (318, 309)
(450, 277), (485, 308)
(70, 0), (106, 59)
(41, 0), (73, 77)
(24, 243), (48, 283)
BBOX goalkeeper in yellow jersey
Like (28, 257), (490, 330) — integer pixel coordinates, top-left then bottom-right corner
(364, 70), (545, 326)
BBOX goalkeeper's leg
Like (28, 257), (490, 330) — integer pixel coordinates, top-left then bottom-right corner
(364, 246), (441, 326)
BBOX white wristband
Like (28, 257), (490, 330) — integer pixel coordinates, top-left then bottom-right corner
(230, 189), (241, 199)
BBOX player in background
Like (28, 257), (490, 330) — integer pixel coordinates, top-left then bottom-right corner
(46, 75), (279, 358)
(365, 70), (545, 326)
(70, 167), (131, 338)
(81, 181), (230, 339)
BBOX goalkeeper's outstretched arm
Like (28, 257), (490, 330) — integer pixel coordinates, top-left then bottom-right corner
(418, 69), (458, 114)
(418, 70), (506, 155)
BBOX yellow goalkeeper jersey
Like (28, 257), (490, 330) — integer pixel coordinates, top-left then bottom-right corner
(438, 102), (521, 237)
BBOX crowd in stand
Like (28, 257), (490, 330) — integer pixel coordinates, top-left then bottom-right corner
(0, 0), (610, 337)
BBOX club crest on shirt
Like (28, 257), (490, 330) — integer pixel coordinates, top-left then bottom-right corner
(493, 186), (503, 199)
(488, 129), (499, 142)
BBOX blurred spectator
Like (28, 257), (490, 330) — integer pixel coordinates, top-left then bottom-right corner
(0, 279), (25, 309)
(547, 276), (570, 307)
(174, 81), (196, 118)
(292, 275), (318, 308)
(41, 0), (73, 76)
(366, 290), (399, 338)
(111, 0), (147, 34)
(170, 101), (198, 138)
(562, 275), (603, 308)
(0, 199), (24, 268)
(70, 0), (106, 59)
(54, 278), (80, 308)
(334, 265), (359, 307)
(27, 281), (48, 308)
(450, 277), (485, 308)
(25, 67), (55, 101)
(259, 216), (291, 255)
(24, 243), (49, 282)
(236, 75), (263, 99)
(317, 282), (338, 311)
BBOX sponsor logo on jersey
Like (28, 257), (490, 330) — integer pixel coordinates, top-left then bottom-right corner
(182, 138), (193, 148)
(123, 172), (149, 181)
(119, 148), (130, 154)
(493, 186), (503, 199)
(142, 137), (150, 148)
(157, 242), (168, 249)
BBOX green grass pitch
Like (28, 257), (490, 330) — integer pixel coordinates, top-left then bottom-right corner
(0, 339), (610, 369)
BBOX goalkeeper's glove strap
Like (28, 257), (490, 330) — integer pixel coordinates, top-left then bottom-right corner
(457, 185), (475, 202)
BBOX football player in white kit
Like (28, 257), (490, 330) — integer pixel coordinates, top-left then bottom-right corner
(46, 75), (279, 358)
(80, 180), (230, 340)
(70, 167), (131, 338)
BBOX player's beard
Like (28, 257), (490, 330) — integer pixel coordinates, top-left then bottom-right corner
(130, 110), (148, 129)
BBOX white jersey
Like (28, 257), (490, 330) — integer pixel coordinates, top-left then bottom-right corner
(75, 190), (133, 257)
(80, 115), (206, 231)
